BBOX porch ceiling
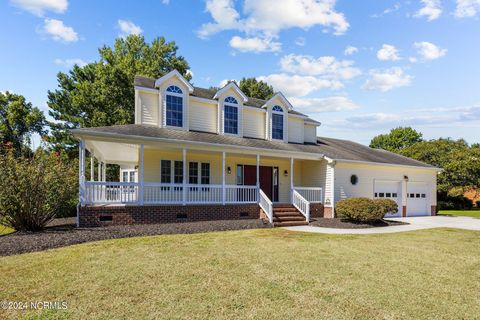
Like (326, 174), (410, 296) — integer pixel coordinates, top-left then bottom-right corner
(86, 140), (139, 164)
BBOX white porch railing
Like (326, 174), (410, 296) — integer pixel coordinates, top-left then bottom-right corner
(83, 182), (258, 205)
(293, 187), (323, 203)
(259, 189), (273, 224)
(292, 190), (310, 222)
(84, 182), (139, 204)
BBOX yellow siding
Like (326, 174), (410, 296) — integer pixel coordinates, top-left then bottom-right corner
(139, 92), (159, 126)
(189, 100), (217, 133)
(304, 124), (317, 143)
(288, 117), (304, 143)
(243, 109), (265, 139)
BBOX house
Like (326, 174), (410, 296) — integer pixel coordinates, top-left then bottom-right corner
(71, 70), (440, 227)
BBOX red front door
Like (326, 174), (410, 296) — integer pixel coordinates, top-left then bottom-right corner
(241, 165), (277, 201)
(259, 166), (273, 200)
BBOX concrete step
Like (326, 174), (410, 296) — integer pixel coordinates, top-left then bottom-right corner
(273, 221), (309, 227)
(273, 216), (306, 222)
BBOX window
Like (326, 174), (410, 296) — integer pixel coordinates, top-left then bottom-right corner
(161, 160), (171, 183)
(272, 113), (283, 140)
(224, 97), (238, 134)
(174, 161), (183, 184)
(379, 193), (385, 198)
(166, 85), (183, 127)
(374, 192), (378, 197)
(386, 193), (392, 197)
(272, 105), (283, 112)
(189, 162), (198, 184)
(392, 193), (398, 197)
(129, 171), (135, 182)
(201, 163), (210, 185)
(421, 193), (426, 198)
(236, 165), (243, 185)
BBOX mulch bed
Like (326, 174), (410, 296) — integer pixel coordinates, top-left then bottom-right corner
(0, 218), (270, 257)
(309, 218), (408, 229)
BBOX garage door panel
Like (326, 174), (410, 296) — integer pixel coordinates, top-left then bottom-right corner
(374, 181), (402, 217)
(407, 182), (429, 216)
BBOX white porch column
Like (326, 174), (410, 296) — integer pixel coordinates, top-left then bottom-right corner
(102, 162), (106, 182)
(290, 157), (294, 203)
(90, 156), (94, 181)
(256, 154), (260, 198)
(139, 144), (144, 205)
(222, 151), (226, 205)
(182, 148), (187, 205)
(97, 161), (101, 181)
(79, 140), (86, 205)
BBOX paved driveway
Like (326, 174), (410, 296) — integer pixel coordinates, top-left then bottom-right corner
(285, 216), (480, 234)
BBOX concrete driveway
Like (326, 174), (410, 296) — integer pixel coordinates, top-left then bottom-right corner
(285, 216), (480, 234)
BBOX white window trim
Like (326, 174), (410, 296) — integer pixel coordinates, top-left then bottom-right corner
(120, 169), (137, 182)
(267, 104), (288, 142)
(219, 96), (243, 137)
(162, 85), (189, 131)
(160, 160), (211, 185)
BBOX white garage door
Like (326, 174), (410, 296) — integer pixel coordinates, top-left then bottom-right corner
(374, 181), (402, 217)
(407, 182), (429, 216)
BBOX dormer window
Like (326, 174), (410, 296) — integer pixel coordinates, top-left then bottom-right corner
(271, 105), (284, 140)
(224, 96), (238, 134)
(166, 85), (183, 127)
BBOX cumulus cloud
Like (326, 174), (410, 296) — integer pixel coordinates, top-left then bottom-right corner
(344, 46), (358, 56)
(10, 0), (67, 16)
(118, 19), (143, 37)
(229, 35), (281, 53)
(295, 37), (306, 46)
(257, 73), (343, 97)
(54, 58), (88, 68)
(455, 0), (480, 17)
(289, 96), (360, 113)
(415, 0), (442, 21)
(39, 18), (78, 42)
(362, 67), (412, 92)
(414, 41), (447, 60)
(376, 44), (400, 61)
(279, 54), (361, 79)
(371, 2), (401, 18)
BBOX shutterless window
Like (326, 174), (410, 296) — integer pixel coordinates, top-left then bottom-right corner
(166, 85), (183, 127)
(122, 171), (129, 182)
(189, 162), (198, 184)
(272, 113), (284, 140)
(161, 160), (171, 183)
(201, 163), (210, 184)
(236, 165), (243, 185)
(174, 161), (183, 184)
(224, 97), (238, 134)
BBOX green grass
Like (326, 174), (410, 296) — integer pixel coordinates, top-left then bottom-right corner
(1, 228), (480, 319)
(0, 225), (14, 236)
(438, 209), (480, 218)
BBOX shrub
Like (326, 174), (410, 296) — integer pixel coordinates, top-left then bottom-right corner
(374, 199), (399, 215)
(336, 197), (386, 222)
(476, 200), (480, 208)
(438, 196), (473, 210)
(0, 150), (78, 231)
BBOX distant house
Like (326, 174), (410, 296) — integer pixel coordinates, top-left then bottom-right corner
(72, 70), (440, 227)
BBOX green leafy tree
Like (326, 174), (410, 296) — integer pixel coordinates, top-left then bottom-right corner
(0, 91), (45, 156)
(370, 127), (423, 152)
(47, 35), (191, 156)
(238, 77), (274, 100)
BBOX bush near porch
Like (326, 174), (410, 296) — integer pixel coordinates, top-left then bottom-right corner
(336, 197), (398, 222)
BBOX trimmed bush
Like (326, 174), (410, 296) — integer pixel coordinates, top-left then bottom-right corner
(336, 197), (398, 222)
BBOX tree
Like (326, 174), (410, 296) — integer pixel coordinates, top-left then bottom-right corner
(370, 127), (423, 152)
(238, 77), (274, 100)
(47, 35), (191, 156)
(0, 91), (45, 156)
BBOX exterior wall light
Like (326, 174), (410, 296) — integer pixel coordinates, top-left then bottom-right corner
(227, 166), (231, 174)
(404, 175), (409, 181)
(284, 170), (288, 177)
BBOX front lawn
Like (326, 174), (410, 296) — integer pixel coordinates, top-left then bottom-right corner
(438, 210), (480, 218)
(1, 228), (480, 319)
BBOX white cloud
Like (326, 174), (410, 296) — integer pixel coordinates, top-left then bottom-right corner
(414, 41), (447, 60)
(198, 0), (349, 48)
(376, 44), (400, 61)
(295, 37), (306, 46)
(54, 58), (88, 68)
(10, 0), (67, 16)
(455, 0), (480, 17)
(257, 73), (342, 97)
(219, 79), (236, 87)
(118, 19), (143, 37)
(279, 54), (361, 80)
(39, 18), (78, 42)
(371, 3), (401, 18)
(415, 0), (442, 21)
(162, 0), (170, 4)
(229, 35), (281, 53)
(289, 96), (360, 113)
(344, 46), (358, 56)
(362, 67), (412, 92)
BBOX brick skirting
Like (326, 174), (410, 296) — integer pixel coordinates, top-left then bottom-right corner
(310, 203), (325, 218)
(323, 207), (334, 218)
(431, 205), (437, 216)
(79, 204), (260, 227)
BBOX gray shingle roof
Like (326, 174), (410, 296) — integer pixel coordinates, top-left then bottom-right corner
(134, 75), (317, 122)
(72, 124), (435, 168)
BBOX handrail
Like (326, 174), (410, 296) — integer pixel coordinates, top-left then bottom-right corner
(259, 189), (273, 224)
(293, 187), (323, 203)
(292, 190), (310, 222)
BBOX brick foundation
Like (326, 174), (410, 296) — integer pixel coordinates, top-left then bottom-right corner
(323, 207), (334, 218)
(79, 204), (260, 227)
(431, 205), (437, 216)
(310, 203), (325, 218)
(402, 206), (407, 217)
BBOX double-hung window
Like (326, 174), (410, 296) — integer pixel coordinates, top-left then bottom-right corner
(161, 160), (183, 190)
(224, 96), (238, 134)
(166, 85), (183, 127)
(271, 105), (284, 140)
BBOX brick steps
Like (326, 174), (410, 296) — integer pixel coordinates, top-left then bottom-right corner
(272, 204), (308, 227)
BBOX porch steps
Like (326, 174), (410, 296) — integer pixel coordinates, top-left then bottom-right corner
(272, 204), (308, 227)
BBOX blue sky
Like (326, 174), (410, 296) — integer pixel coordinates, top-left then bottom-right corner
(1, 0), (479, 145)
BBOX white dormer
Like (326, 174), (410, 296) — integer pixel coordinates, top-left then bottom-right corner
(214, 82), (247, 136)
(263, 93), (291, 143)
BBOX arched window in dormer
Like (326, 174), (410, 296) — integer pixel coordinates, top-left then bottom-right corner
(271, 105), (284, 140)
(224, 96), (238, 134)
(165, 85), (183, 127)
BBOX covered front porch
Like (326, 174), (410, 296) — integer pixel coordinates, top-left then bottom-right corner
(78, 137), (325, 224)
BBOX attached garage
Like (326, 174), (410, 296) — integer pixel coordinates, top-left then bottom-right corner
(407, 182), (430, 216)
(374, 180), (402, 217)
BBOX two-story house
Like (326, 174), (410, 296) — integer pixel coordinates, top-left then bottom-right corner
(72, 70), (440, 227)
